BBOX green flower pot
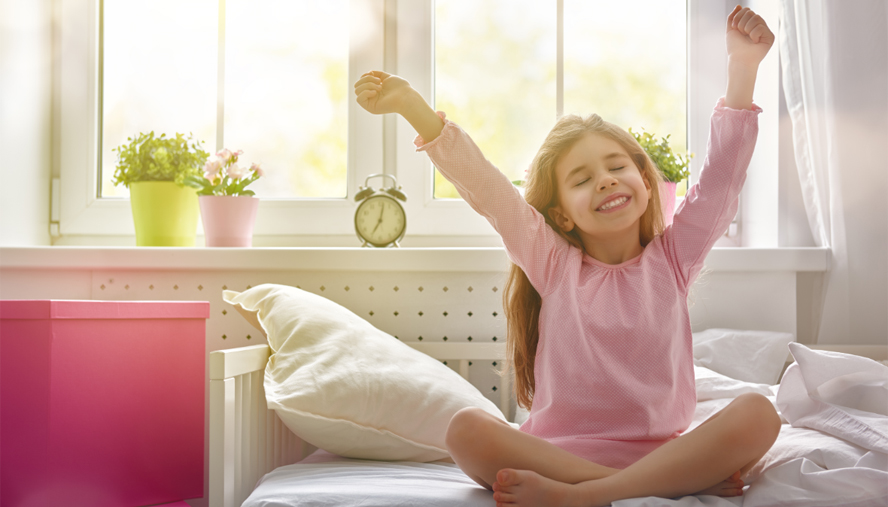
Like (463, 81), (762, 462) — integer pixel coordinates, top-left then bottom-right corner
(130, 181), (199, 246)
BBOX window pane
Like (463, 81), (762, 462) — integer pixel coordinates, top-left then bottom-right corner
(225, 0), (349, 199)
(563, 0), (687, 160)
(434, 0), (556, 199)
(101, 0), (217, 198)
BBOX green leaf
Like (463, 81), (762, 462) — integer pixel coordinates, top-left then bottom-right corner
(630, 127), (692, 183)
(110, 131), (209, 188)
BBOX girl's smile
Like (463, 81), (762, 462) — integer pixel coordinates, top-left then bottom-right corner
(596, 193), (632, 212)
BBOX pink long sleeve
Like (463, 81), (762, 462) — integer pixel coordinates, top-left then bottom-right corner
(662, 97), (763, 289)
(417, 100), (761, 469)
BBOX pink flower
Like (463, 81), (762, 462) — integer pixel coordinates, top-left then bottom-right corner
(203, 157), (223, 179)
(250, 162), (265, 177)
(226, 162), (249, 180)
(216, 148), (233, 162)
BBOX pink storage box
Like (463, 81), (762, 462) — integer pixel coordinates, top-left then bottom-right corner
(1, 300), (209, 507)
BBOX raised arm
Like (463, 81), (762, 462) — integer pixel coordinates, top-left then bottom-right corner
(663, 7), (772, 289)
(724, 5), (775, 110)
(354, 70), (444, 143)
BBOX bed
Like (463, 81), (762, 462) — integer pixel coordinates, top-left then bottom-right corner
(208, 285), (888, 507)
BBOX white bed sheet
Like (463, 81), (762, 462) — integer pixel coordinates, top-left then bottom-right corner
(241, 450), (493, 507)
(243, 346), (888, 507)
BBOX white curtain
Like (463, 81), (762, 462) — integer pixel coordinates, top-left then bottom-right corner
(778, 0), (851, 344)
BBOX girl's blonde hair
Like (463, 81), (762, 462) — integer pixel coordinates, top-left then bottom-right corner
(504, 113), (666, 410)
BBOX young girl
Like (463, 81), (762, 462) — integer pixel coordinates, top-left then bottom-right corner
(355, 6), (780, 507)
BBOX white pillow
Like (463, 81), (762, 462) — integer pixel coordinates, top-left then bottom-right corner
(222, 284), (507, 462)
(692, 328), (795, 385)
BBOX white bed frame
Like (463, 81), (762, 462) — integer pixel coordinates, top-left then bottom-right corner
(208, 341), (509, 507)
(208, 339), (887, 507)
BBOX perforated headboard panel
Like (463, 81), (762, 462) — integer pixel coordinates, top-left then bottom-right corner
(92, 268), (514, 418)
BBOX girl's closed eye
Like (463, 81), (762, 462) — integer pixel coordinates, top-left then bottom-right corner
(610, 166), (625, 172)
(574, 178), (590, 187)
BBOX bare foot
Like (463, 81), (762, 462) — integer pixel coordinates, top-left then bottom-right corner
(492, 468), (595, 507)
(694, 470), (745, 497)
(492, 468), (744, 506)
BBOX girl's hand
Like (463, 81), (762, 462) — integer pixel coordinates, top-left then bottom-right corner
(354, 70), (444, 142)
(354, 70), (415, 116)
(726, 5), (774, 69)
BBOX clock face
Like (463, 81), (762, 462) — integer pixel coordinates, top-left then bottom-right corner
(355, 194), (406, 247)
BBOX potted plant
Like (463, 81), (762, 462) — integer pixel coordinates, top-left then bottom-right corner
(629, 128), (693, 226)
(112, 132), (209, 246)
(184, 149), (264, 247)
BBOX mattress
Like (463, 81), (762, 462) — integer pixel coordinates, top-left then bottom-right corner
(241, 450), (492, 507)
(243, 345), (888, 507)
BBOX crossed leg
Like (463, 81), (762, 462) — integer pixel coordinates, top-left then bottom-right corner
(484, 393), (782, 507)
(445, 407), (622, 489)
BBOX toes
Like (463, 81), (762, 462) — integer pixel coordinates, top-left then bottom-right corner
(496, 468), (519, 487)
(728, 476), (745, 488)
(493, 491), (517, 504)
(724, 485), (745, 497)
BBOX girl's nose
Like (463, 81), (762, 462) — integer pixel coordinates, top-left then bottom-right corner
(598, 177), (618, 191)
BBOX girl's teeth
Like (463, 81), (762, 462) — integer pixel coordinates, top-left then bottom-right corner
(600, 197), (627, 210)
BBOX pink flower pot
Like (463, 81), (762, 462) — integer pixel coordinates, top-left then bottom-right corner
(199, 195), (259, 247)
(660, 181), (677, 227)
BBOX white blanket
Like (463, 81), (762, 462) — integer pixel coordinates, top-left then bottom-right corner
(777, 342), (888, 454)
(616, 344), (888, 507)
(244, 345), (888, 507)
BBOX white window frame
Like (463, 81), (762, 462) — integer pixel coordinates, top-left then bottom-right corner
(56, 0), (777, 247)
(57, 0), (384, 242)
(391, 0), (513, 242)
(392, 0), (778, 246)
(688, 0), (779, 248)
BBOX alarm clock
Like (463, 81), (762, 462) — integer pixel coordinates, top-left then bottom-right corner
(354, 173), (408, 248)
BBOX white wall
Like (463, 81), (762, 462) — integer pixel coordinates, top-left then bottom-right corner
(0, 0), (52, 247)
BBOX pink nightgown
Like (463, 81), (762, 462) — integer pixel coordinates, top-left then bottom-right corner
(416, 97), (761, 469)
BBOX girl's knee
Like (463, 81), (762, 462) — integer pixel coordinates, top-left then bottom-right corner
(446, 408), (491, 445)
(445, 407), (505, 453)
(732, 393), (781, 442)
(735, 393), (778, 416)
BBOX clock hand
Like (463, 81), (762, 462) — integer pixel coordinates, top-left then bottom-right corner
(372, 205), (385, 234)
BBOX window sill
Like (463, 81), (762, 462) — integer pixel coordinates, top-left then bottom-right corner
(0, 246), (828, 273)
